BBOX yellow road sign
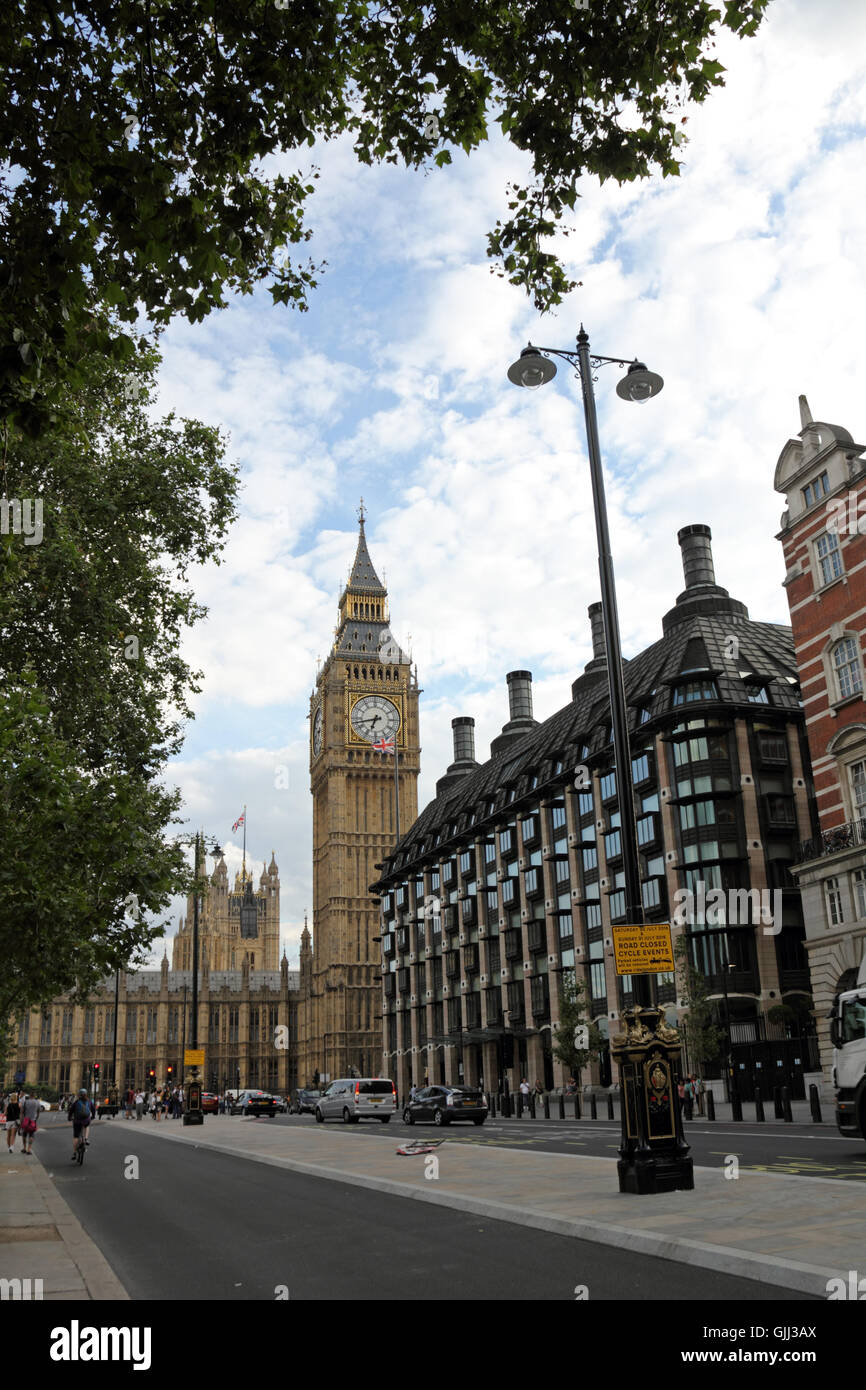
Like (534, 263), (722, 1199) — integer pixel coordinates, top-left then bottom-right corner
(184, 1049), (205, 1066)
(612, 923), (674, 976)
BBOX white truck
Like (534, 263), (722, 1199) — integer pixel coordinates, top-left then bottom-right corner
(830, 954), (866, 1141)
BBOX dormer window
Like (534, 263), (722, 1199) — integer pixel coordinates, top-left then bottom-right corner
(802, 472), (830, 508)
(672, 679), (719, 706)
(743, 681), (769, 704)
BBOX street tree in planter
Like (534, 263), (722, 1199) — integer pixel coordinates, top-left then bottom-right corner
(552, 970), (606, 1086)
(674, 935), (726, 1077)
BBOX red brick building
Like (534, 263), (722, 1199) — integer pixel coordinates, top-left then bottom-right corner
(775, 396), (866, 1088)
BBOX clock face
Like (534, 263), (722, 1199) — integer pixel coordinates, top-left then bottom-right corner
(312, 706), (323, 756)
(351, 695), (400, 744)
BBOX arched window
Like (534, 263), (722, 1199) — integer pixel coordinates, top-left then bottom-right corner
(833, 637), (863, 700)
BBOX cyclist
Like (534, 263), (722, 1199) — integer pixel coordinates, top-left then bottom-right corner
(69, 1088), (92, 1160)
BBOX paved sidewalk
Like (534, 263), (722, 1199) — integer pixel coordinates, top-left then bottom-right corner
(134, 1116), (863, 1297)
(0, 1147), (128, 1300)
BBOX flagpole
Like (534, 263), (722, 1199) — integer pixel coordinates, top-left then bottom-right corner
(242, 803), (247, 882)
(394, 736), (400, 847)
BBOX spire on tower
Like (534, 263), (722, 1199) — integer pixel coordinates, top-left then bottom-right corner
(798, 394), (814, 429)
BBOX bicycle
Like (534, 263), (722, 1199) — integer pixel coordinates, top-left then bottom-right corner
(76, 1135), (85, 1165)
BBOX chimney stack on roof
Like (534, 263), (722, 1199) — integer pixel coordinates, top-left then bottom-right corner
(435, 717), (480, 797)
(662, 524), (748, 635)
(491, 670), (538, 757)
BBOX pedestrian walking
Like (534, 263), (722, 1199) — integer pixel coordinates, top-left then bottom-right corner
(533, 1079), (544, 1103)
(19, 1093), (41, 1154)
(683, 1077), (694, 1121)
(135, 1090), (144, 1120)
(692, 1075), (705, 1116)
(519, 1078), (531, 1108)
(5, 1094), (21, 1152)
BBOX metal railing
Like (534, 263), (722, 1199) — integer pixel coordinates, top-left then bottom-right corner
(798, 816), (866, 862)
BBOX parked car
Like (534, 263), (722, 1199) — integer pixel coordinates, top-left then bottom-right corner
(314, 1078), (396, 1124)
(201, 1093), (219, 1114)
(268, 1094), (288, 1113)
(231, 1089), (277, 1118)
(402, 1086), (488, 1126)
(290, 1088), (321, 1115)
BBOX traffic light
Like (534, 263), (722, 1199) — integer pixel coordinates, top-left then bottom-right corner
(149, 1068), (155, 1080)
(166, 1065), (173, 1078)
(93, 1062), (100, 1076)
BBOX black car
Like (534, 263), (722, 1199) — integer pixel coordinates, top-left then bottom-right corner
(290, 1088), (321, 1115)
(402, 1085), (488, 1126)
(231, 1090), (277, 1117)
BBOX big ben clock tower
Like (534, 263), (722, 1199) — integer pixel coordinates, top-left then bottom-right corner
(299, 503), (420, 1085)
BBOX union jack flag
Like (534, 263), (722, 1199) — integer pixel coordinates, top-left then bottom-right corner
(232, 813), (245, 832)
(372, 737), (395, 753)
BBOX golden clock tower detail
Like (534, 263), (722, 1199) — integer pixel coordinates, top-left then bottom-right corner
(298, 504), (420, 1085)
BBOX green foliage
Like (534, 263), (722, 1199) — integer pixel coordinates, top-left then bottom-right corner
(1, 0), (771, 434)
(0, 346), (239, 1017)
(674, 935), (726, 1070)
(552, 970), (605, 1077)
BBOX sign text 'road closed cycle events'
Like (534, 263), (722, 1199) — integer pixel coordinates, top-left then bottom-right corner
(611, 923), (675, 976)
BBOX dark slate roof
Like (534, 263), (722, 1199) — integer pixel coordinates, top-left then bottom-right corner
(345, 522), (386, 595)
(374, 608), (800, 883)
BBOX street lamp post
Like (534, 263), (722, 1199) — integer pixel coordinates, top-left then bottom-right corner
(508, 328), (692, 1196)
(719, 935), (739, 1107)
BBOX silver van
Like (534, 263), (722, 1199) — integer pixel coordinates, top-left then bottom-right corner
(314, 1078), (396, 1124)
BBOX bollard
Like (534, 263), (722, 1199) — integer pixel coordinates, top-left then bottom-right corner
(517, 1092), (523, 1118)
(573, 1093), (581, 1120)
(590, 1093), (597, 1120)
(503, 1091), (511, 1118)
(781, 1086), (793, 1123)
(773, 1085), (784, 1120)
(543, 1093), (550, 1119)
(488, 1092), (496, 1119)
(731, 1090), (743, 1122)
(809, 1083), (822, 1125)
(706, 1091), (716, 1121)
(529, 1093), (536, 1119)
(606, 1092), (614, 1120)
(558, 1094), (565, 1119)
(754, 1081), (765, 1123)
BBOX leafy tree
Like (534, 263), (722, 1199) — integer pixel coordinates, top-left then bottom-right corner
(553, 969), (605, 1080)
(1, 0), (771, 434)
(674, 934), (725, 1072)
(0, 347), (238, 1015)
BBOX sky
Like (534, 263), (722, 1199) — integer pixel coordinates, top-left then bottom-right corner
(146, 0), (866, 967)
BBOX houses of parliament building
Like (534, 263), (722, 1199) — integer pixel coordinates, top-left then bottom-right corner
(3, 512), (419, 1097)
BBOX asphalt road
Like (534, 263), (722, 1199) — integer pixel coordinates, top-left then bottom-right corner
(268, 1110), (866, 1181)
(31, 1116), (816, 1302)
